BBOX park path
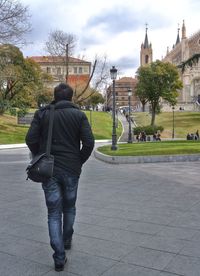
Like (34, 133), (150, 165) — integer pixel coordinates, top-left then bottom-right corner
(118, 112), (135, 142)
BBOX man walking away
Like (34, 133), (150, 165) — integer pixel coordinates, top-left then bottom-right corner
(26, 83), (94, 272)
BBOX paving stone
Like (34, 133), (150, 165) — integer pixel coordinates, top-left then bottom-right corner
(122, 246), (176, 270)
(78, 224), (151, 246)
(72, 235), (133, 260)
(164, 254), (200, 276)
(141, 236), (187, 254)
(65, 250), (117, 276)
(179, 240), (200, 257)
(155, 225), (199, 240)
(101, 262), (160, 276)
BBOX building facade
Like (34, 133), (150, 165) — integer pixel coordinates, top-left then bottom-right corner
(29, 56), (91, 89)
(163, 21), (200, 106)
(106, 77), (139, 110)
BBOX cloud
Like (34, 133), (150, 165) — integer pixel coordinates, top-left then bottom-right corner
(111, 56), (138, 77)
(86, 8), (140, 34)
(85, 5), (170, 34)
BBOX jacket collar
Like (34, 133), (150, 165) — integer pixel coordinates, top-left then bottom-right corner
(46, 100), (79, 110)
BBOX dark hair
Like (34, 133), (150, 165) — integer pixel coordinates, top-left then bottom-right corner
(54, 83), (73, 102)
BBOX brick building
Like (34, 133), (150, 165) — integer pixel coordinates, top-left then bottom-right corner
(29, 55), (91, 90)
(106, 77), (139, 110)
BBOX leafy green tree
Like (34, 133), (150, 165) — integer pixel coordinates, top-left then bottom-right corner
(87, 91), (105, 110)
(136, 60), (182, 126)
(0, 44), (51, 114)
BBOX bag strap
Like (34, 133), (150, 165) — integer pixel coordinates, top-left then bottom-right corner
(46, 104), (55, 156)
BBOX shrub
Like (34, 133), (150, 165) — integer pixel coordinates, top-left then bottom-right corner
(17, 106), (28, 117)
(134, 125), (164, 135)
(9, 108), (17, 116)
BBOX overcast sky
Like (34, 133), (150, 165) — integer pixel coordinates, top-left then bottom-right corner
(21, 0), (200, 78)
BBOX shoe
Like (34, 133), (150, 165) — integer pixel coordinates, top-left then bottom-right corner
(64, 238), (72, 250)
(55, 258), (67, 272)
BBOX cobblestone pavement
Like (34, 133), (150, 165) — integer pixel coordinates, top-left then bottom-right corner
(0, 146), (200, 275)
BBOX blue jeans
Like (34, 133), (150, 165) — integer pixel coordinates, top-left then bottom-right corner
(42, 172), (79, 265)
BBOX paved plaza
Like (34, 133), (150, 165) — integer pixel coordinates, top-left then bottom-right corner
(0, 145), (200, 275)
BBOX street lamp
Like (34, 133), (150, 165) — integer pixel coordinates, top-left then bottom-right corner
(116, 102), (119, 128)
(127, 88), (133, 143)
(172, 106), (175, 139)
(66, 44), (69, 83)
(110, 66), (117, 150)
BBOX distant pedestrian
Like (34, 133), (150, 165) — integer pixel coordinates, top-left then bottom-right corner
(186, 133), (191, 140)
(196, 130), (199, 140)
(153, 133), (157, 141)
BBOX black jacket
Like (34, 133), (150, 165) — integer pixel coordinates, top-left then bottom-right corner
(25, 100), (94, 176)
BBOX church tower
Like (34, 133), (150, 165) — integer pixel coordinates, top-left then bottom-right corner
(140, 25), (153, 66)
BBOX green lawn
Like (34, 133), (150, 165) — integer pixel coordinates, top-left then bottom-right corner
(134, 111), (200, 138)
(98, 140), (200, 156)
(85, 111), (122, 139)
(0, 115), (29, 144)
(0, 111), (122, 144)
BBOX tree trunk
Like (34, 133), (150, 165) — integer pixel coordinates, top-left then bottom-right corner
(142, 104), (145, 112)
(151, 108), (156, 126)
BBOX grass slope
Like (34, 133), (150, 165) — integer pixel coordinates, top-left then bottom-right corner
(85, 111), (122, 139)
(134, 111), (200, 138)
(0, 115), (29, 144)
(0, 111), (122, 144)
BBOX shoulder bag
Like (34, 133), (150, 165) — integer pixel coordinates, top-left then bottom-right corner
(26, 105), (55, 183)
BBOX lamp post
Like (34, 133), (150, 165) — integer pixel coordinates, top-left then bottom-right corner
(172, 106), (175, 139)
(127, 88), (133, 143)
(110, 66), (117, 150)
(116, 102), (119, 128)
(66, 44), (69, 83)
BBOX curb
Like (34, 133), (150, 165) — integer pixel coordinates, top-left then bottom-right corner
(0, 140), (112, 150)
(94, 149), (200, 164)
(0, 143), (27, 150)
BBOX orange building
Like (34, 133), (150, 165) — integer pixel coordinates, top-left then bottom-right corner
(29, 55), (91, 89)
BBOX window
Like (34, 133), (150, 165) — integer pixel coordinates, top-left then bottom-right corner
(78, 67), (83, 74)
(145, 55), (149, 64)
(74, 67), (77, 74)
(57, 67), (61, 75)
(47, 67), (51, 73)
(84, 67), (88, 73)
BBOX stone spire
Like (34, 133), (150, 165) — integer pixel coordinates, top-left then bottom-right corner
(144, 24), (149, 49)
(176, 25), (180, 45)
(182, 20), (186, 39)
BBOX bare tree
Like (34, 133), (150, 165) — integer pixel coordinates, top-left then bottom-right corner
(76, 55), (109, 104)
(45, 30), (77, 57)
(44, 30), (109, 103)
(0, 0), (31, 45)
(44, 30), (77, 81)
